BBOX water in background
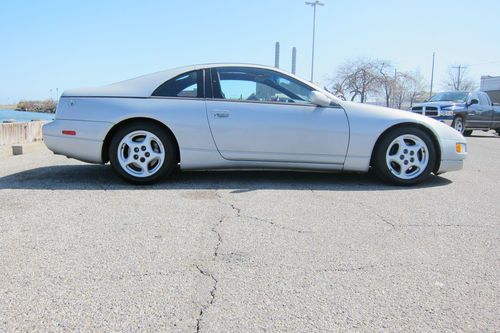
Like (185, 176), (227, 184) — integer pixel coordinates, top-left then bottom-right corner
(0, 109), (54, 123)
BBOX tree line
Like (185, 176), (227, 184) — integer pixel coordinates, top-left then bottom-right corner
(16, 100), (57, 113)
(327, 58), (477, 109)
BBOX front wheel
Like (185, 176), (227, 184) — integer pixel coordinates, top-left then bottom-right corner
(109, 122), (177, 184)
(373, 127), (437, 186)
(452, 116), (465, 134)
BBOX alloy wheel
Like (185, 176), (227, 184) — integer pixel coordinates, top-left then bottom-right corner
(117, 130), (165, 178)
(385, 134), (429, 180)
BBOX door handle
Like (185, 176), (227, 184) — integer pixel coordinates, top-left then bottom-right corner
(211, 110), (230, 118)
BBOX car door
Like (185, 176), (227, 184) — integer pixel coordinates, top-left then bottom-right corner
(467, 92), (492, 128)
(478, 92), (495, 128)
(205, 66), (349, 164)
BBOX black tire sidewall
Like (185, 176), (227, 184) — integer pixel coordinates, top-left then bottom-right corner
(374, 127), (437, 186)
(109, 122), (177, 184)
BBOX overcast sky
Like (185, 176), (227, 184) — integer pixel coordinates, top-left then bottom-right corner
(1, 0), (499, 103)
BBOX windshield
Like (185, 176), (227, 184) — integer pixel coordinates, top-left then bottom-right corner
(429, 92), (468, 102)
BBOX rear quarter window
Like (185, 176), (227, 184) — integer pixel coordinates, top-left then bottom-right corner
(152, 70), (203, 98)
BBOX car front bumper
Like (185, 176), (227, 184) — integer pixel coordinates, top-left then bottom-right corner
(431, 115), (454, 126)
(436, 138), (467, 174)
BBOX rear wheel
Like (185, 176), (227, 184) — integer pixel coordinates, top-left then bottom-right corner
(373, 127), (437, 186)
(496, 128), (500, 136)
(109, 122), (177, 184)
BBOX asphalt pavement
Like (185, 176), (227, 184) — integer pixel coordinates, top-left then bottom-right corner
(0, 131), (498, 332)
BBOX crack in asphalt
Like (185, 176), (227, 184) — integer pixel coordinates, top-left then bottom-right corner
(375, 212), (396, 228)
(366, 207), (396, 229)
(194, 190), (312, 332)
(217, 191), (311, 234)
(211, 218), (223, 260)
(194, 265), (218, 333)
(193, 190), (240, 332)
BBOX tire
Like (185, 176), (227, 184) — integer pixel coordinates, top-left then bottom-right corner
(452, 116), (465, 134)
(496, 128), (500, 136)
(373, 126), (437, 186)
(109, 121), (177, 184)
(463, 130), (473, 137)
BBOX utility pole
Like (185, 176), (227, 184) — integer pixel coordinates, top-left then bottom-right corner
(305, 1), (324, 82)
(429, 52), (435, 98)
(451, 64), (467, 90)
(291, 47), (297, 74)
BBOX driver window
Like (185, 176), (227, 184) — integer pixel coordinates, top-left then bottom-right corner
(469, 93), (479, 104)
(215, 67), (314, 104)
(479, 93), (490, 106)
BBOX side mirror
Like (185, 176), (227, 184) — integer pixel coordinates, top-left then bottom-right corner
(468, 99), (479, 106)
(310, 91), (331, 107)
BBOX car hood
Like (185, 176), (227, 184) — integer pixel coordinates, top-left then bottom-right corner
(412, 101), (466, 108)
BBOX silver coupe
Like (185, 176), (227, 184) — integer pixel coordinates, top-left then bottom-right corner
(43, 64), (467, 185)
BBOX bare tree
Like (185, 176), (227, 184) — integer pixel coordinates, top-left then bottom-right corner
(329, 79), (348, 101)
(392, 72), (408, 110)
(330, 58), (385, 103)
(330, 58), (428, 109)
(443, 66), (477, 91)
(377, 61), (396, 107)
(387, 71), (427, 109)
(403, 71), (427, 107)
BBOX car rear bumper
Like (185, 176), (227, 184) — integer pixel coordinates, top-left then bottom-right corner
(42, 119), (112, 163)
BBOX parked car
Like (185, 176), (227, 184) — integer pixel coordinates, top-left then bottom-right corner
(409, 91), (500, 136)
(43, 64), (467, 185)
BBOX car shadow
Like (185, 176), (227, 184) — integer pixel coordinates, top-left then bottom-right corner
(0, 164), (452, 192)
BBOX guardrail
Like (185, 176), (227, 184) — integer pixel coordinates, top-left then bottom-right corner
(0, 121), (47, 146)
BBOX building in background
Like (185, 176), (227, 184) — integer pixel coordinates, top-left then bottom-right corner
(480, 76), (500, 103)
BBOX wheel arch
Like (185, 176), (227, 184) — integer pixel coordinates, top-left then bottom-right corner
(101, 117), (180, 164)
(370, 122), (442, 173)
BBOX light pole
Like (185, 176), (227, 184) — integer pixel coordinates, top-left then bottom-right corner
(429, 52), (435, 98)
(305, 1), (324, 82)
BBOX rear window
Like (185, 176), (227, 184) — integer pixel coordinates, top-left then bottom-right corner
(152, 70), (203, 98)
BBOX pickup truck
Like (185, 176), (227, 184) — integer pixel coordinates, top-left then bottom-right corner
(409, 91), (500, 136)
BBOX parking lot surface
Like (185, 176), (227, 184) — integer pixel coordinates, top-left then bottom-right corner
(0, 132), (499, 332)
